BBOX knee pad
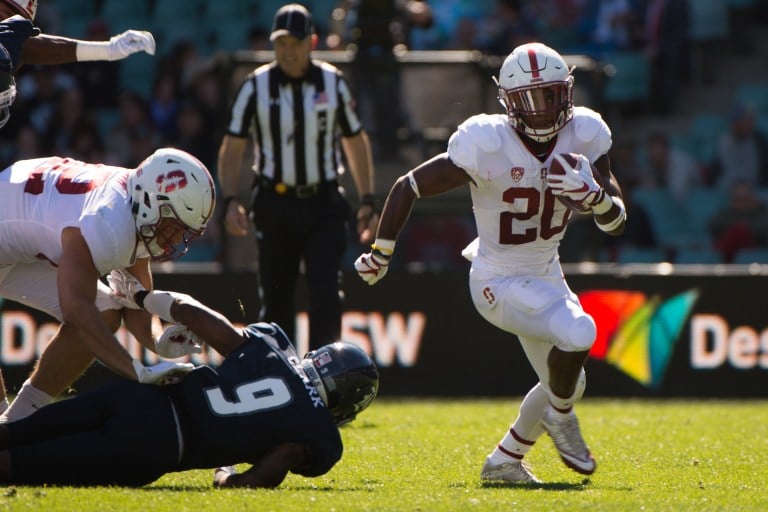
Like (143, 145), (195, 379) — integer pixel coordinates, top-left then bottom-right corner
(568, 315), (597, 351)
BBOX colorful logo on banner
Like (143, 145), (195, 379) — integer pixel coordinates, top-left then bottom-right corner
(579, 289), (699, 389)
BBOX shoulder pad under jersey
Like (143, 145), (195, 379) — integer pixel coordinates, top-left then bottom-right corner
(570, 106), (612, 154)
(448, 114), (505, 171)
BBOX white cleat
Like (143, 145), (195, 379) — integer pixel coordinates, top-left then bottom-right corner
(541, 407), (596, 475)
(480, 457), (541, 484)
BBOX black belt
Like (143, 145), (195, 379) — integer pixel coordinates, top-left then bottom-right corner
(258, 177), (336, 199)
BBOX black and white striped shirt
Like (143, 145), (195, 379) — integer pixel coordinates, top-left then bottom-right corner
(225, 59), (363, 186)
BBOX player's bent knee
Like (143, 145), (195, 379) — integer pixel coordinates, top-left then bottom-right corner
(567, 315), (597, 351)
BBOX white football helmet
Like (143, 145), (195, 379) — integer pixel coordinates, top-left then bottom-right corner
(129, 148), (215, 262)
(495, 42), (574, 142)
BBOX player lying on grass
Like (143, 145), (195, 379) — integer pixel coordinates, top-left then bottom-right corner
(0, 281), (379, 487)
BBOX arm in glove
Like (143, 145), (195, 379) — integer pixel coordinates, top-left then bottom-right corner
(108, 30), (155, 60)
(107, 268), (146, 309)
(76, 30), (156, 62)
(546, 153), (605, 209)
(156, 324), (204, 358)
(354, 249), (392, 285)
(132, 359), (194, 385)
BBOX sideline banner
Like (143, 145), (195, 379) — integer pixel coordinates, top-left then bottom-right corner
(1, 270), (766, 397)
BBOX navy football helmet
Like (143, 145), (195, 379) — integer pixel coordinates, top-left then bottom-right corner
(0, 44), (16, 129)
(302, 342), (379, 425)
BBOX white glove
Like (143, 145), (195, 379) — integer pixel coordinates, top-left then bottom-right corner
(108, 30), (156, 60)
(156, 324), (204, 358)
(107, 268), (146, 309)
(546, 154), (604, 209)
(213, 466), (237, 487)
(354, 250), (391, 285)
(132, 359), (194, 385)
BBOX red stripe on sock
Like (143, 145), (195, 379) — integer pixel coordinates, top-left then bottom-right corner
(497, 444), (523, 460)
(510, 428), (535, 446)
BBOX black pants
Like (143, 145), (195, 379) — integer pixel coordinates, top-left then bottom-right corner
(7, 382), (178, 486)
(251, 182), (350, 350)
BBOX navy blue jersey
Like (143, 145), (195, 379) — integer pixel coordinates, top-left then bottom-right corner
(6, 322), (341, 486)
(169, 322), (342, 476)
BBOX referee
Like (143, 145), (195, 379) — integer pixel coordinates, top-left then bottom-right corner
(218, 3), (378, 350)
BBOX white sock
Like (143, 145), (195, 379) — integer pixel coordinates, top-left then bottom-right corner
(488, 383), (549, 465)
(0, 379), (54, 422)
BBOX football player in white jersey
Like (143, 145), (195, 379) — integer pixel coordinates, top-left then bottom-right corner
(355, 42), (627, 483)
(0, 147), (216, 422)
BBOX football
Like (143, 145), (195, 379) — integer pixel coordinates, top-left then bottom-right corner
(548, 152), (602, 214)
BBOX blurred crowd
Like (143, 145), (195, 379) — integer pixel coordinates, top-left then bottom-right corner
(2, 0), (768, 266)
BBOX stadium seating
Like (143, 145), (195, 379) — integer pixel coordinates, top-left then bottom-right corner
(685, 187), (727, 239)
(601, 51), (650, 105)
(688, 0), (730, 41)
(683, 113), (727, 167)
(616, 247), (668, 264)
(674, 248), (724, 264)
(734, 83), (768, 116)
(154, 19), (200, 56)
(99, 0), (151, 32)
(152, 0), (203, 20)
(632, 189), (703, 251)
(204, 21), (253, 54)
(728, 0), (756, 7)
(54, 0), (98, 20)
(118, 52), (155, 98)
(732, 248), (768, 263)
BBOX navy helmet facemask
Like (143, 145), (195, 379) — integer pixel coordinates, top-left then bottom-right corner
(0, 44), (15, 128)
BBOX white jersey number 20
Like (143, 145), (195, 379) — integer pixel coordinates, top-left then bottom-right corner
(500, 186), (570, 244)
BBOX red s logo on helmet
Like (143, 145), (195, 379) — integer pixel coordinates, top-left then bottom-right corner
(155, 170), (188, 193)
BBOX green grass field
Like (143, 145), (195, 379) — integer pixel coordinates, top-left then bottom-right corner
(2, 398), (766, 511)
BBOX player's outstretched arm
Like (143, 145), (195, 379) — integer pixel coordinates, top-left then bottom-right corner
(355, 153), (471, 285)
(213, 443), (307, 488)
(21, 30), (155, 65)
(133, 289), (245, 357)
